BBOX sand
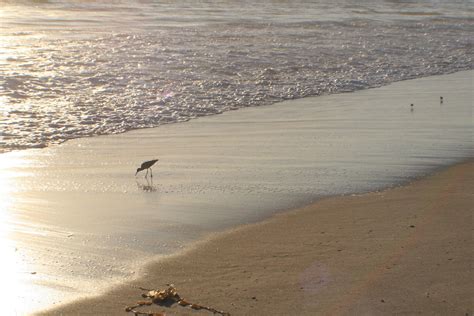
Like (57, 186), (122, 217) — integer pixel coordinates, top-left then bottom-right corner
(41, 160), (473, 315)
(3, 70), (472, 315)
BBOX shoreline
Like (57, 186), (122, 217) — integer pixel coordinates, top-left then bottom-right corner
(41, 159), (473, 315)
(2, 70), (472, 315)
(1, 69), (472, 156)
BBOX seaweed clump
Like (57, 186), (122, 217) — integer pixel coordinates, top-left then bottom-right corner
(125, 284), (230, 316)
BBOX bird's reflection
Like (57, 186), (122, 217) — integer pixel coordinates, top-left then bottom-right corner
(136, 177), (158, 192)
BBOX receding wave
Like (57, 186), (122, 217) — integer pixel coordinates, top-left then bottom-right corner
(0, 2), (473, 153)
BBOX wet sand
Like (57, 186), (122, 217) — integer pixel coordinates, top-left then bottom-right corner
(41, 160), (473, 315)
(2, 71), (472, 315)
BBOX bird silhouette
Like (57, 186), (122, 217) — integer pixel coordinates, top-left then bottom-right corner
(135, 159), (159, 178)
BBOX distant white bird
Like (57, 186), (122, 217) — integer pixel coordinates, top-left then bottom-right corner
(135, 159), (159, 178)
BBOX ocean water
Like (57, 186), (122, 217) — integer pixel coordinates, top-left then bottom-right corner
(0, 0), (473, 152)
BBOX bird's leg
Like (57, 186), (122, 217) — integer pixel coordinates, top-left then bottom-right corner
(150, 168), (153, 178)
(145, 169), (148, 178)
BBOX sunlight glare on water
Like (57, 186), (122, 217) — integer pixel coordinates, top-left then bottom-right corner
(0, 0), (472, 152)
(0, 153), (48, 315)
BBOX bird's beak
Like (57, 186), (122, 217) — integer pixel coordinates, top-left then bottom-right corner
(135, 171), (138, 176)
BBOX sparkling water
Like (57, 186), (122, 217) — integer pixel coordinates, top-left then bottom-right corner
(1, 0), (472, 152)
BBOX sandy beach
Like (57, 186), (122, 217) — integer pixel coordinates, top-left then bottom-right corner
(41, 159), (473, 315)
(0, 71), (471, 315)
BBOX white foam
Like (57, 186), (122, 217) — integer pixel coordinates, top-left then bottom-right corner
(0, 2), (473, 154)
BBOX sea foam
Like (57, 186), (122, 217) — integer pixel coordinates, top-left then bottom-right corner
(0, 2), (472, 152)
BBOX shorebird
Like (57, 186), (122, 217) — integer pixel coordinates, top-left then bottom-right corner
(135, 159), (159, 178)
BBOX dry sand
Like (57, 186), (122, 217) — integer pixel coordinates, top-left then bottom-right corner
(41, 160), (473, 315)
